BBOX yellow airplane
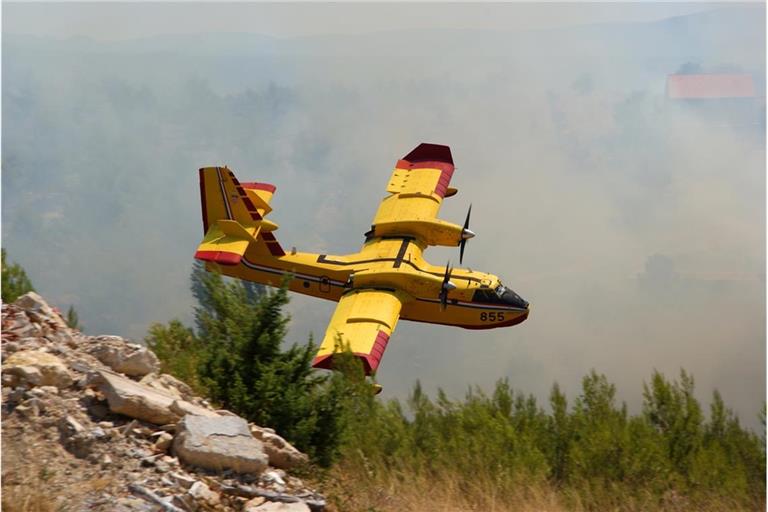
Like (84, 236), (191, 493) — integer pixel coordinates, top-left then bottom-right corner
(194, 143), (529, 377)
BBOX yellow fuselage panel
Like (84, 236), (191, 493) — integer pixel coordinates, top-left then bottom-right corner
(213, 234), (527, 330)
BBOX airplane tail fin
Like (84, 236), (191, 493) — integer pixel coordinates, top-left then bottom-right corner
(196, 167), (285, 266)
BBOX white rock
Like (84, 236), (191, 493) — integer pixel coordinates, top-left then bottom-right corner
(86, 339), (160, 377)
(187, 481), (220, 507)
(38, 385), (60, 395)
(263, 470), (286, 487)
(92, 370), (178, 424)
(14, 292), (69, 330)
(153, 432), (174, 452)
(251, 502), (311, 512)
(250, 425), (309, 470)
(2, 350), (73, 388)
(139, 373), (195, 401)
(173, 415), (268, 475)
(61, 415), (86, 434)
(170, 399), (219, 418)
(169, 471), (197, 489)
(92, 370), (216, 426)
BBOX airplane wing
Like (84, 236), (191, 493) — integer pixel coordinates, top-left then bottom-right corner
(372, 143), (456, 227)
(312, 289), (407, 375)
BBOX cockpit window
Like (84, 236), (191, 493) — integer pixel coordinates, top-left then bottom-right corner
(473, 281), (528, 309)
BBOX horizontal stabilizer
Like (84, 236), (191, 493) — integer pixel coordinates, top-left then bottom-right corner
(194, 220), (262, 266)
(217, 219), (258, 240)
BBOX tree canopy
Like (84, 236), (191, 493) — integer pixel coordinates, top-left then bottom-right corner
(1, 249), (35, 303)
(147, 261), (363, 466)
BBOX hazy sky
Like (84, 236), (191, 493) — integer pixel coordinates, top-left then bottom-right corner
(2, 2), (744, 39)
(2, 2), (765, 429)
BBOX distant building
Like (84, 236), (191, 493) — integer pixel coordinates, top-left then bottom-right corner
(666, 73), (763, 131)
(666, 74), (756, 99)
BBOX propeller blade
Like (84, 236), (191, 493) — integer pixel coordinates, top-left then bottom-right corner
(463, 204), (472, 231)
(440, 262), (453, 311)
(459, 204), (473, 264)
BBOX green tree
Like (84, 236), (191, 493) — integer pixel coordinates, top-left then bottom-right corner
(1, 249), (34, 303)
(547, 382), (570, 482)
(148, 261), (359, 466)
(145, 319), (205, 393)
(567, 371), (629, 484)
(642, 369), (703, 477)
(66, 305), (82, 331)
(331, 368), (764, 510)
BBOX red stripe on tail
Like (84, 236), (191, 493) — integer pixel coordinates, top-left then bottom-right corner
(241, 182), (277, 193)
(194, 250), (242, 266)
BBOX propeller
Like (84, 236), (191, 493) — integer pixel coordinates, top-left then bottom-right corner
(459, 204), (475, 264)
(439, 262), (456, 311)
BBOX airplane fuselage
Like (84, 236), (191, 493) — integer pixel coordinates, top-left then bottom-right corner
(211, 233), (529, 330)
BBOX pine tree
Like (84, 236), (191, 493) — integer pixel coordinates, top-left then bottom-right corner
(66, 305), (82, 331)
(1, 249), (35, 303)
(148, 260), (360, 466)
(146, 319), (204, 393)
(642, 369), (703, 476)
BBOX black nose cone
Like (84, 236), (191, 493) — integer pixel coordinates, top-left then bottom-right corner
(504, 289), (529, 309)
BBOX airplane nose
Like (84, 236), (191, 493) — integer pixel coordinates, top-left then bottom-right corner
(504, 289), (529, 309)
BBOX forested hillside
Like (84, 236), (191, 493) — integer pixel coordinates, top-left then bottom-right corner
(141, 261), (766, 511)
(324, 371), (765, 511)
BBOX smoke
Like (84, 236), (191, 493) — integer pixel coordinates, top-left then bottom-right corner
(3, 4), (764, 428)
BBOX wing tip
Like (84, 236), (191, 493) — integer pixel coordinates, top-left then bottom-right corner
(311, 331), (390, 376)
(312, 352), (377, 376)
(403, 143), (453, 165)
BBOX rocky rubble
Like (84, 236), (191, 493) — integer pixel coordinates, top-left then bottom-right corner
(2, 292), (326, 511)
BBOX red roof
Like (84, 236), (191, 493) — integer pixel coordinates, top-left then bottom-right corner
(667, 74), (756, 99)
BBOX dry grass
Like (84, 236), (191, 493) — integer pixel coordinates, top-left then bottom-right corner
(322, 460), (566, 512)
(318, 460), (765, 512)
(2, 468), (116, 512)
(2, 469), (57, 512)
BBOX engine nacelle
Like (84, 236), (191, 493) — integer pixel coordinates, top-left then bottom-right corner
(368, 218), (469, 247)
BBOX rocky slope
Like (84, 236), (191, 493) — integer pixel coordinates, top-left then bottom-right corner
(1, 292), (326, 512)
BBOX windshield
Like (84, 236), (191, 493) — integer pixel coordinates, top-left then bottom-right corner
(494, 284), (507, 298)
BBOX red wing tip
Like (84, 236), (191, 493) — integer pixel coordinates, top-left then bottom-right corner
(241, 182), (277, 193)
(194, 250), (242, 266)
(311, 352), (376, 376)
(312, 354), (333, 370)
(402, 143), (453, 165)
